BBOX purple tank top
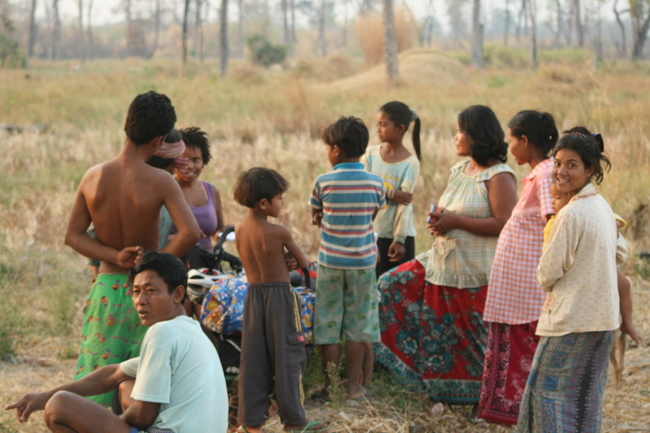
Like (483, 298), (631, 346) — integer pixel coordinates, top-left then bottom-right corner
(173, 181), (218, 252)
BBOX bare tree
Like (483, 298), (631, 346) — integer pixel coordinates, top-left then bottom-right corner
(28, 0), (37, 57)
(515, 0), (528, 43)
(529, 0), (538, 69)
(573, 0), (584, 47)
(630, 0), (650, 60)
(149, 0), (161, 58)
(290, 0), (297, 42)
(281, 0), (291, 47)
(504, 0), (510, 46)
(236, 0), (244, 57)
(181, 0), (190, 74)
(420, 0), (435, 47)
(447, 0), (469, 46)
(382, 0), (399, 82)
(613, 0), (627, 57)
(78, 0), (85, 63)
(52, 0), (61, 60)
(317, 0), (327, 56)
(471, 0), (483, 69)
(87, 0), (94, 59)
(219, 0), (229, 75)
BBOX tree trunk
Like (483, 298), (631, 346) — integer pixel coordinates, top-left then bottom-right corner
(529, 0), (538, 69)
(504, 0), (510, 46)
(28, 0), (37, 58)
(194, 0), (202, 59)
(149, 0), (161, 59)
(78, 0), (85, 63)
(290, 0), (297, 43)
(87, 0), (94, 59)
(471, 0), (483, 69)
(181, 0), (190, 75)
(52, 0), (61, 60)
(515, 0), (526, 43)
(554, 0), (561, 48)
(613, 0), (626, 57)
(236, 0), (244, 57)
(317, 0), (327, 57)
(382, 0), (399, 83)
(573, 0), (583, 48)
(631, 0), (650, 60)
(281, 0), (291, 47)
(219, 0), (229, 75)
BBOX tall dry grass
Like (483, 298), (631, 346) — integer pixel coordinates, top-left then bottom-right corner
(1, 52), (650, 432)
(355, 9), (417, 67)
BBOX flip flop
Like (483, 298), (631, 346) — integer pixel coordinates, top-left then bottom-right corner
(284, 421), (328, 433)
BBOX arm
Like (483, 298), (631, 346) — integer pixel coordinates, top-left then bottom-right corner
(618, 269), (642, 344)
(311, 207), (323, 226)
(210, 183), (225, 237)
(389, 163), (419, 261)
(64, 181), (142, 268)
(428, 172), (517, 236)
(5, 364), (129, 422)
(537, 210), (578, 290)
(121, 400), (161, 429)
(282, 226), (309, 270)
(160, 177), (201, 257)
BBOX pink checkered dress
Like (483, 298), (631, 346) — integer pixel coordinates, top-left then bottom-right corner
(483, 159), (554, 324)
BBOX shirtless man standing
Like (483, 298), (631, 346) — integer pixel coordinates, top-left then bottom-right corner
(64, 91), (201, 407)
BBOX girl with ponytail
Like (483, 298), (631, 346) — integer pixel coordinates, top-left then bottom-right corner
(479, 110), (559, 425)
(362, 101), (422, 278)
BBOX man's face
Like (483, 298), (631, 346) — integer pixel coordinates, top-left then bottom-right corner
(131, 270), (183, 326)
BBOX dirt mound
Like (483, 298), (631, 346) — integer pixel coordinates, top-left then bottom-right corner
(324, 49), (469, 92)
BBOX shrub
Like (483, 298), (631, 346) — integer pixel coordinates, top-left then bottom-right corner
(247, 35), (287, 67)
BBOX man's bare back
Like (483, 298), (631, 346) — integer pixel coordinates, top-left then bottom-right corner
(235, 214), (307, 285)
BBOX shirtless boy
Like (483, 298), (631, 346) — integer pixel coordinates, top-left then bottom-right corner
(233, 167), (325, 433)
(64, 91), (200, 406)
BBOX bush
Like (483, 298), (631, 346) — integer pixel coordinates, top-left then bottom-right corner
(247, 35), (287, 67)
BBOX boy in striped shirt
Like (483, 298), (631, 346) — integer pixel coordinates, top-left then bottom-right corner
(310, 116), (385, 402)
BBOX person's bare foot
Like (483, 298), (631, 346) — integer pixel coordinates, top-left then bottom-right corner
(347, 385), (371, 401)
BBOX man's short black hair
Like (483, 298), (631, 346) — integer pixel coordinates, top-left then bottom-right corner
(124, 91), (177, 146)
(322, 116), (369, 158)
(129, 252), (187, 301)
(233, 167), (289, 208)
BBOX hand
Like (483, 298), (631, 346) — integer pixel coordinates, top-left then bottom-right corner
(312, 212), (323, 226)
(117, 246), (143, 269)
(391, 190), (413, 205)
(621, 321), (643, 345)
(427, 208), (456, 236)
(388, 241), (405, 263)
(285, 252), (298, 271)
(5, 392), (49, 423)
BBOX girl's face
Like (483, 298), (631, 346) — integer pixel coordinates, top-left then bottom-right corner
(507, 128), (529, 166)
(376, 111), (403, 144)
(177, 146), (204, 183)
(552, 148), (594, 196)
(454, 123), (472, 157)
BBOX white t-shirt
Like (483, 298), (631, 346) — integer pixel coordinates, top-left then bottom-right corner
(120, 315), (228, 433)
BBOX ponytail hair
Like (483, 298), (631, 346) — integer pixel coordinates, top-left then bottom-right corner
(555, 126), (611, 185)
(508, 110), (559, 156)
(379, 101), (421, 161)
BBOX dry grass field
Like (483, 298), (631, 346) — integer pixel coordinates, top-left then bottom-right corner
(1, 49), (650, 432)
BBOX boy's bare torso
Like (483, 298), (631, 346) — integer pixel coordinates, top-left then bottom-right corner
(235, 216), (291, 285)
(75, 156), (195, 274)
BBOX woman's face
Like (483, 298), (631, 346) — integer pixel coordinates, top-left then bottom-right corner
(507, 128), (528, 166)
(455, 123), (472, 157)
(552, 148), (594, 196)
(176, 146), (204, 183)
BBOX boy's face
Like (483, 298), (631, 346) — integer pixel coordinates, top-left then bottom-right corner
(550, 183), (571, 214)
(264, 194), (284, 218)
(326, 144), (342, 167)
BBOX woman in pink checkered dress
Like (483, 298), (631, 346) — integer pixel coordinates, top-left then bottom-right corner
(478, 110), (559, 425)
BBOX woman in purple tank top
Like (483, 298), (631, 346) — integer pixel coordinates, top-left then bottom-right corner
(172, 127), (225, 252)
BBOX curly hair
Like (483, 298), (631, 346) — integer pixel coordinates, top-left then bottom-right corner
(124, 91), (177, 145)
(458, 105), (508, 167)
(180, 127), (211, 165)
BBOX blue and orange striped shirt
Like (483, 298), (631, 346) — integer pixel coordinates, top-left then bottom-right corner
(310, 162), (385, 269)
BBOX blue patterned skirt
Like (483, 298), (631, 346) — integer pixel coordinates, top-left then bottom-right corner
(516, 331), (614, 432)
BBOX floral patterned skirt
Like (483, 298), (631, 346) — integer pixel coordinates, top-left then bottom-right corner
(374, 259), (488, 404)
(478, 321), (541, 425)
